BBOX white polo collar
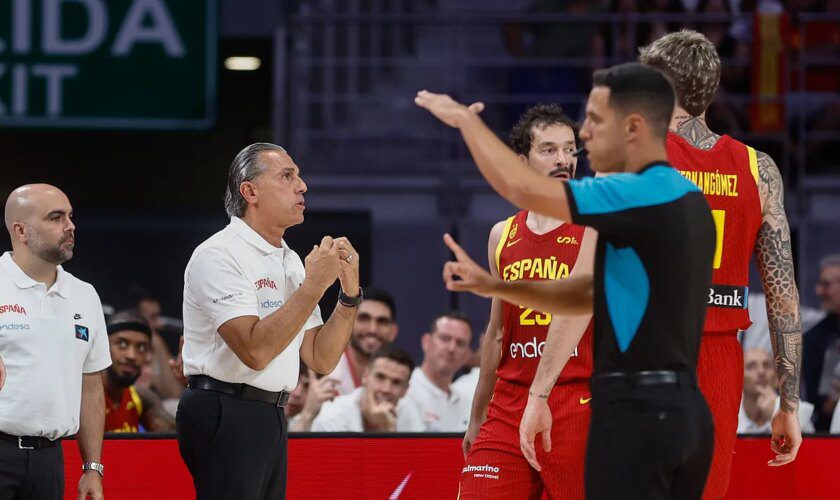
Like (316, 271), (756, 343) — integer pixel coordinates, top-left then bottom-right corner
(0, 252), (70, 298)
(413, 367), (460, 402)
(229, 217), (289, 255)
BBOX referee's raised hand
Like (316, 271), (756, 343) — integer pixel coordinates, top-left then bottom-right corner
(304, 236), (342, 292)
(414, 90), (484, 129)
(442, 233), (500, 297)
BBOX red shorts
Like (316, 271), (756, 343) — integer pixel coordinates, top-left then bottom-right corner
(459, 379), (590, 500)
(696, 332), (743, 500)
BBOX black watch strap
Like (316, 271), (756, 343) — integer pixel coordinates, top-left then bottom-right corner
(338, 286), (363, 307)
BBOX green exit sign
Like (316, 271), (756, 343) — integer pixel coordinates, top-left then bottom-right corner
(0, 0), (217, 129)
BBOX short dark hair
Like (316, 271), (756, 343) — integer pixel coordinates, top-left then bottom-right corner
(369, 347), (415, 374)
(107, 309), (153, 338)
(509, 104), (579, 156)
(429, 311), (473, 333)
(362, 286), (397, 320)
(591, 63), (675, 139)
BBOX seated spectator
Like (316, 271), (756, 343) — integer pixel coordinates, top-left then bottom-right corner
(103, 310), (176, 432)
(738, 347), (814, 434)
(405, 312), (473, 431)
(452, 367), (480, 412)
(832, 394), (840, 433)
(285, 362), (310, 422)
(739, 292), (824, 354)
(119, 285), (184, 402)
(803, 254), (840, 430)
(327, 287), (399, 396)
(286, 363), (339, 432)
(312, 348), (423, 432)
(452, 332), (483, 411)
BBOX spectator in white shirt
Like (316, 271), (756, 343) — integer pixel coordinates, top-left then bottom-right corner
(327, 287), (399, 395)
(312, 348), (423, 432)
(738, 348), (814, 434)
(405, 312), (474, 431)
(285, 362), (339, 432)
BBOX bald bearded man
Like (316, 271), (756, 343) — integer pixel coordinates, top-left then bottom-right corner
(0, 185), (111, 500)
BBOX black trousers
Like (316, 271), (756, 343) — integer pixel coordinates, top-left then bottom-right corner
(176, 388), (288, 500)
(0, 438), (63, 500)
(585, 374), (714, 500)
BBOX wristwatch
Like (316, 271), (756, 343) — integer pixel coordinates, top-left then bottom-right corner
(338, 286), (364, 307)
(82, 461), (104, 478)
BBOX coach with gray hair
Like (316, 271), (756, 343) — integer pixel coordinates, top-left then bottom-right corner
(176, 143), (362, 499)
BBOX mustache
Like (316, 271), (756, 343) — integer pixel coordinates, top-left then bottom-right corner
(549, 166), (573, 178)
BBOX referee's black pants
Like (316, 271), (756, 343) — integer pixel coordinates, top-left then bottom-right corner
(585, 372), (714, 500)
(176, 388), (288, 500)
(0, 436), (63, 500)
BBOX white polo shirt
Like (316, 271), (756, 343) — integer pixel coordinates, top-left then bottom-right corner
(737, 396), (815, 434)
(0, 252), (111, 440)
(326, 350), (361, 396)
(182, 217), (323, 392)
(404, 368), (471, 431)
(310, 388), (424, 432)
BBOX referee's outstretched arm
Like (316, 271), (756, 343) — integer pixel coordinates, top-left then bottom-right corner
(415, 91), (574, 222)
(442, 233), (593, 317)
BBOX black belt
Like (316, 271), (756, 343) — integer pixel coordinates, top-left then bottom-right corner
(188, 375), (290, 408)
(592, 370), (696, 388)
(0, 431), (57, 450)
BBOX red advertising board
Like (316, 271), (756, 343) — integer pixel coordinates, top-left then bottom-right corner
(60, 435), (840, 499)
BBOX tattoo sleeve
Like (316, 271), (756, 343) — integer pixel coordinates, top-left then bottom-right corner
(754, 151), (802, 412)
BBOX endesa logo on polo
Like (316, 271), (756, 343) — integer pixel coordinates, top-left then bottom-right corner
(261, 299), (283, 310)
(0, 323), (30, 332)
(0, 304), (27, 315)
(255, 278), (277, 290)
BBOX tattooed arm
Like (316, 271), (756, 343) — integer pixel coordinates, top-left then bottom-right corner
(754, 150), (803, 466)
(753, 150), (802, 413)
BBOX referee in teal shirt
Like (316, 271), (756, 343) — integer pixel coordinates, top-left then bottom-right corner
(418, 63), (716, 499)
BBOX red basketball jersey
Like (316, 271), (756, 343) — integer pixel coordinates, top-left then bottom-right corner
(105, 386), (143, 433)
(667, 132), (763, 333)
(495, 211), (594, 385)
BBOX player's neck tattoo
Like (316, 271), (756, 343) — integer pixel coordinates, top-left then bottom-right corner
(670, 115), (720, 150)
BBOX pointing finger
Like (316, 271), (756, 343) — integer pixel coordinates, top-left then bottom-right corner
(443, 233), (470, 261)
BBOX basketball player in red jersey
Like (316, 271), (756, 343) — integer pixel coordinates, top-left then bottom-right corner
(640, 30), (803, 498)
(459, 105), (596, 499)
(104, 310), (176, 432)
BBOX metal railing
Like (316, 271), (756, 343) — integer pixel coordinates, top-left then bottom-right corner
(274, 5), (839, 195)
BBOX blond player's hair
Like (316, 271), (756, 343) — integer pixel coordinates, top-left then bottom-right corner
(638, 30), (721, 117)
